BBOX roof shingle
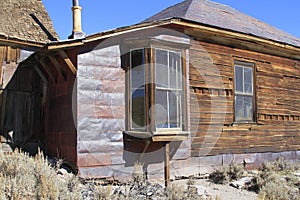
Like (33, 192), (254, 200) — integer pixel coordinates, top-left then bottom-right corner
(0, 0), (59, 43)
(144, 0), (300, 47)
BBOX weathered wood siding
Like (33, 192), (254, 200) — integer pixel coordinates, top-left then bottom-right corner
(189, 39), (300, 157)
(0, 45), (44, 149)
(46, 50), (77, 162)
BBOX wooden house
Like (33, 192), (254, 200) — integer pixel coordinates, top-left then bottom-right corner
(0, 0), (58, 152)
(3, 0), (300, 181)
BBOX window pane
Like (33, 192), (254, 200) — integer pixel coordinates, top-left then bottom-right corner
(131, 49), (144, 68)
(131, 50), (144, 89)
(235, 66), (243, 93)
(155, 49), (168, 88)
(235, 95), (253, 121)
(244, 96), (253, 121)
(131, 88), (145, 129)
(244, 67), (253, 94)
(169, 91), (181, 128)
(155, 90), (168, 128)
(169, 52), (181, 89)
(131, 66), (144, 89)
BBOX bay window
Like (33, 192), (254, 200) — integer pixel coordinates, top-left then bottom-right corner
(125, 45), (188, 141)
(130, 48), (184, 130)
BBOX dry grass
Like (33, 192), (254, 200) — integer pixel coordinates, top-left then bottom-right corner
(1, 149), (299, 200)
(253, 158), (300, 200)
(0, 151), (218, 199)
(209, 158), (300, 200)
(0, 149), (83, 200)
(209, 163), (244, 184)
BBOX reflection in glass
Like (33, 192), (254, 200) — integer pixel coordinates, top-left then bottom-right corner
(155, 49), (182, 129)
(155, 90), (168, 128)
(244, 68), (253, 94)
(131, 49), (145, 129)
(131, 50), (144, 89)
(234, 63), (254, 122)
(156, 49), (168, 87)
(170, 52), (182, 89)
(169, 91), (180, 128)
(235, 66), (243, 93)
(235, 95), (253, 121)
(131, 89), (145, 128)
(130, 48), (184, 130)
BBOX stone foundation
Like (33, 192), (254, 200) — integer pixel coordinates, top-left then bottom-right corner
(78, 150), (300, 182)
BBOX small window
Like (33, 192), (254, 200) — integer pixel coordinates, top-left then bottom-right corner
(234, 61), (255, 122)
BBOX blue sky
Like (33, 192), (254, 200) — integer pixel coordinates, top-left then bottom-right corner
(43, 0), (300, 40)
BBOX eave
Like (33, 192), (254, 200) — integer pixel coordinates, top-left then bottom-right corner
(45, 18), (300, 61)
(0, 35), (45, 50)
(172, 18), (300, 61)
(43, 20), (176, 51)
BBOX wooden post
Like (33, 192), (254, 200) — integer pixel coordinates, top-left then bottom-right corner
(164, 142), (170, 187)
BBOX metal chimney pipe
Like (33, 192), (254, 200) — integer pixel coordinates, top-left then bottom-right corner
(69, 0), (85, 39)
(72, 0), (79, 6)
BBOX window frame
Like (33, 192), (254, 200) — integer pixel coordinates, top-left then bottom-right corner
(234, 60), (256, 123)
(129, 48), (146, 131)
(154, 48), (183, 132)
(124, 45), (188, 140)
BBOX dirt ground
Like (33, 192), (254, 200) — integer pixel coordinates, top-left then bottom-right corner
(171, 179), (258, 200)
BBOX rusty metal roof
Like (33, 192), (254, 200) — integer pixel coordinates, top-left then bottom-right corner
(144, 0), (300, 47)
(0, 0), (59, 43)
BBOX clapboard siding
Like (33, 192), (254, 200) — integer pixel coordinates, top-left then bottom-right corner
(0, 45), (44, 147)
(189, 39), (300, 156)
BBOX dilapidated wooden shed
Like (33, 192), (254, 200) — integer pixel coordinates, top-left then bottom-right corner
(3, 0), (300, 182)
(0, 0), (58, 152)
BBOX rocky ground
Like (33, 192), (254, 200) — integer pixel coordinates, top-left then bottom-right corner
(77, 174), (259, 200)
(170, 178), (258, 200)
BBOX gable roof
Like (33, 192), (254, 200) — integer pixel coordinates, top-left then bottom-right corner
(0, 0), (59, 44)
(144, 0), (300, 47)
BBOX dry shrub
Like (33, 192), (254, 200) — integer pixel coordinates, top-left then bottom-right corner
(209, 167), (229, 184)
(166, 183), (220, 200)
(165, 184), (186, 200)
(0, 149), (82, 200)
(259, 181), (299, 200)
(132, 161), (146, 187)
(249, 158), (300, 200)
(272, 157), (298, 173)
(209, 164), (244, 184)
(91, 183), (114, 200)
(0, 149), (226, 200)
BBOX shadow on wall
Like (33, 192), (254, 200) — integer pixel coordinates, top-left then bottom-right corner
(123, 136), (182, 172)
(30, 14), (58, 42)
(0, 50), (46, 155)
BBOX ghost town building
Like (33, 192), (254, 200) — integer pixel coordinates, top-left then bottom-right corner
(1, 0), (300, 182)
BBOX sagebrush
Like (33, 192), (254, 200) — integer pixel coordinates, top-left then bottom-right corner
(0, 149), (218, 200)
(209, 164), (244, 184)
(0, 149), (83, 200)
(252, 158), (300, 200)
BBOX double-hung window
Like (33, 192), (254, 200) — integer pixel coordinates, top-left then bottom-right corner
(155, 49), (182, 129)
(234, 61), (255, 122)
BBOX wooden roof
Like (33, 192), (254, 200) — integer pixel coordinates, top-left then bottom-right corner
(0, 0), (59, 44)
(144, 0), (300, 47)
